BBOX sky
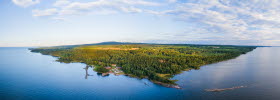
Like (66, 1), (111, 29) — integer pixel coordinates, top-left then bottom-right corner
(1, 0), (280, 47)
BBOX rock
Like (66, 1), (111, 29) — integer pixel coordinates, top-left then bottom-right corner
(102, 73), (109, 76)
(205, 86), (246, 92)
(153, 81), (182, 89)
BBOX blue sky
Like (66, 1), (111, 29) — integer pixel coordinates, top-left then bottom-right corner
(1, 0), (280, 47)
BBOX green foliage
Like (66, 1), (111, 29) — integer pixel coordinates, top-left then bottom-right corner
(94, 65), (109, 73)
(31, 44), (256, 85)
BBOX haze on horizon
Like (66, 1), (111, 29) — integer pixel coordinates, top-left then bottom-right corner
(1, 0), (280, 47)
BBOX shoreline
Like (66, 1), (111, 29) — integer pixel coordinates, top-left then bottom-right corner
(29, 44), (256, 89)
(152, 81), (182, 89)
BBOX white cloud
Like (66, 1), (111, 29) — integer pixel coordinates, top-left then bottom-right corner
(53, 0), (70, 7)
(58, 0), (160, 15)
(51, 17), (66, 21)
(119, 6), (143, 13)
(32, 8), (58, 17)
(118, 0), (161, 6)
(167, 0), (177, 3)
(159, 0), (280, 45)
(12, 0), (40, 7)
(30, 0), (162, 17)
(26, 0), (280, 46)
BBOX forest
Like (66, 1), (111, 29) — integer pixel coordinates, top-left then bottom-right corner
(30, 42), (256, 86)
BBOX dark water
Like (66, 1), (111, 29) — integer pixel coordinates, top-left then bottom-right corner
(0, 47), (279, 100)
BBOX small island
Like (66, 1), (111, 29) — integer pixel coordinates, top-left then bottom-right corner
(30, 42), (256, 88)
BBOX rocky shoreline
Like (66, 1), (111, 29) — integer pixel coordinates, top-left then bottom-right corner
(153, 81), (182, 89)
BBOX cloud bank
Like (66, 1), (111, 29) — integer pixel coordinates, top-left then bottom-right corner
(32, 0), (161, 17)
(10, 0), (280, 46)
(12, 0), (40, 7)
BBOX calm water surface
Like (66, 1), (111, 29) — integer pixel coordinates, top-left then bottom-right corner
(0, 47), (279, 100)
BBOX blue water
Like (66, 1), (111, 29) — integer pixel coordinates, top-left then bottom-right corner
(0, 47), (280, 100)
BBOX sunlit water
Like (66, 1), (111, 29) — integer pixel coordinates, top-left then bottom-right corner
(0, 47), (279, 100)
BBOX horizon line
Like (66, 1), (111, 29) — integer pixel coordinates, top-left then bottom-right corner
(0, 41), (276, 48)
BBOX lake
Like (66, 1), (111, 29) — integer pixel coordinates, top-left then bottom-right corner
(0, 47), (279, 100)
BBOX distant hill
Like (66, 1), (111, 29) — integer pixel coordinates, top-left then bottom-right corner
(49, 41), (263, 49)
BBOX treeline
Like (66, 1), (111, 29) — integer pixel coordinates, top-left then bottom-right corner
(30, 44), (256, 85)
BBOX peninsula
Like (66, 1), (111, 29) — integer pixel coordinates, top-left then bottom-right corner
(30, 42), (256, 88)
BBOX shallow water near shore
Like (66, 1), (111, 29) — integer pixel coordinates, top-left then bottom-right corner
(0, 47), (280, 100)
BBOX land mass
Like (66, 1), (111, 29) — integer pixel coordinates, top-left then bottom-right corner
(30, 42), (256, 88)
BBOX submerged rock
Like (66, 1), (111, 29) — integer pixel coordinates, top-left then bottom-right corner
(153, 81), (182, 89)
(101, 73), (109, 76)
(205, 86), (246, 92)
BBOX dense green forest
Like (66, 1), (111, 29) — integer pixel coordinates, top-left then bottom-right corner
(30, 42), (256, 86)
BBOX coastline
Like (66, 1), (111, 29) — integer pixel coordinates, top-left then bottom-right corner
(29, 43), (256, 89)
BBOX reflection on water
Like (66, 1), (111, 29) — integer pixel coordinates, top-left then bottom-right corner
(83, 65), (110, 79)
(84, 65), (93, 79)
(0, 47), (280, 100)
